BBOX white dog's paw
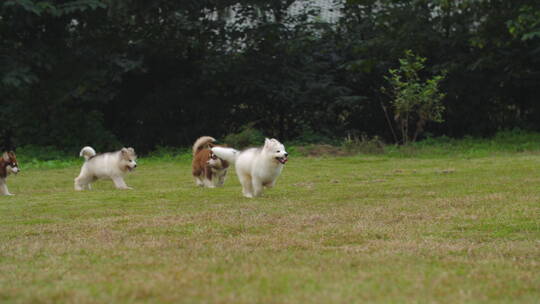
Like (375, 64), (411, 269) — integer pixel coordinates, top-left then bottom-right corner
(116, 186), (133, 190)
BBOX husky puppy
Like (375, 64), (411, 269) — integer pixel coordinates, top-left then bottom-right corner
(0, 151), (20, 195)
(192, 136), (229, 188)
(74, 146), (137, 190)
(212, 138), (288, 198)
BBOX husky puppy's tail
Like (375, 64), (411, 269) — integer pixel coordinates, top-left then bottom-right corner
(211, 147), (240, 164)
(79, 146), (97, 161)
(192, 136), (216, 155)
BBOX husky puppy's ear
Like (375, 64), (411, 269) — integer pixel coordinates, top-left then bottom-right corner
(127, 147), (136, 158)
(2, 152), (9, 161)
(120, 147), (129, 159)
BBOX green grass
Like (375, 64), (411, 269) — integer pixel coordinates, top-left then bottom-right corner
(384, 130), (540, 158)
(1, 148), (539, 303)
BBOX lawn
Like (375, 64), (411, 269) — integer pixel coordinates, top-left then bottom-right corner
(1, 152), (539, 303)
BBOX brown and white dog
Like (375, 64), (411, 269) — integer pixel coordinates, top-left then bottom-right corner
(192, 136), (229, 188)
(0, 151), (20, 195)
(74, 146), (137, 190)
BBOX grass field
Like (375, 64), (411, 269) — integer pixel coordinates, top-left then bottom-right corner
(1, 149), (539, 303)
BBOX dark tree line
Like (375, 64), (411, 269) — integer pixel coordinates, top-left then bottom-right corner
(1, 0), (539, 152)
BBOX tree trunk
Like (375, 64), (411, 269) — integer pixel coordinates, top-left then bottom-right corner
(413, 118), (426, 142)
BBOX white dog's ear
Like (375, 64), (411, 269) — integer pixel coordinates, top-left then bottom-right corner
(2, 152), (9, 162)
(127, 147), (136, 158)
(264, 138), (272, 147)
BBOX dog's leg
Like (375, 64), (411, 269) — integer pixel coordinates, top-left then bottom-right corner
(203, 178), (216, 188)
(264, 180), (276, 188)
(217, 171), (226, 187)
(0, 179), (13, 196)
(74, 167), (91, 191)
(252, 178), (263, 197)
(203, 168), (216, 188)
(210, 169), (226, 187)
(238, 173), (254, 198)
(194, 176), (204, 187)
(112, 176), (132, 190)
(210, 170), (218, 187)
(74, 176), (87, 191)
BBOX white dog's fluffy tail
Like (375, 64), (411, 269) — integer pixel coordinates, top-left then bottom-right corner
(211, 147), (240, 164)
(192, 136), (216, 155)
(79, 146), (96, 161)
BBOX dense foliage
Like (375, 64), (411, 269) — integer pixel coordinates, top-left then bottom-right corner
(1, 0), (539, 152)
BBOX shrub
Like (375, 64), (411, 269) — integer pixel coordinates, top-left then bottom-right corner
(296, 144), (349, 157)
(223, 125), (265, 149)
(341, 134), (386, 155)
(15, 145), (72, 161)
(145, 146), (191, 161)
(382, 50), (446, 144)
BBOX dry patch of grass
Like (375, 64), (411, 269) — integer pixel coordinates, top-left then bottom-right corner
(0, 155), (539, 303)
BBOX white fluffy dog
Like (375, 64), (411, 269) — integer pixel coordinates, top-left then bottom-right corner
(74, 146), (137, 190)
(212, 138), (288, 198)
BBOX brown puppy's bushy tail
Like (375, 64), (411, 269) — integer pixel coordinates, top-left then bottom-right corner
(192, 136), (216, 156)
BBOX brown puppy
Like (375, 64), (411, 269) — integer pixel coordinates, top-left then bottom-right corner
(192, 136), (229, 188)
(0, 151), (20, 195)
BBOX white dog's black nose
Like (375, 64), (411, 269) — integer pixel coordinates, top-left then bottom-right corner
(284, 153), (288, 157)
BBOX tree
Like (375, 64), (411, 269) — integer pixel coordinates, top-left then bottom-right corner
(382, 50), (446, 145)
(2, 0), (540, 152)
(507, 4), (540, 41)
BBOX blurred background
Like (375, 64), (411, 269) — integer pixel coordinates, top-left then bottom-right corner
(1, 0), (539, 154)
